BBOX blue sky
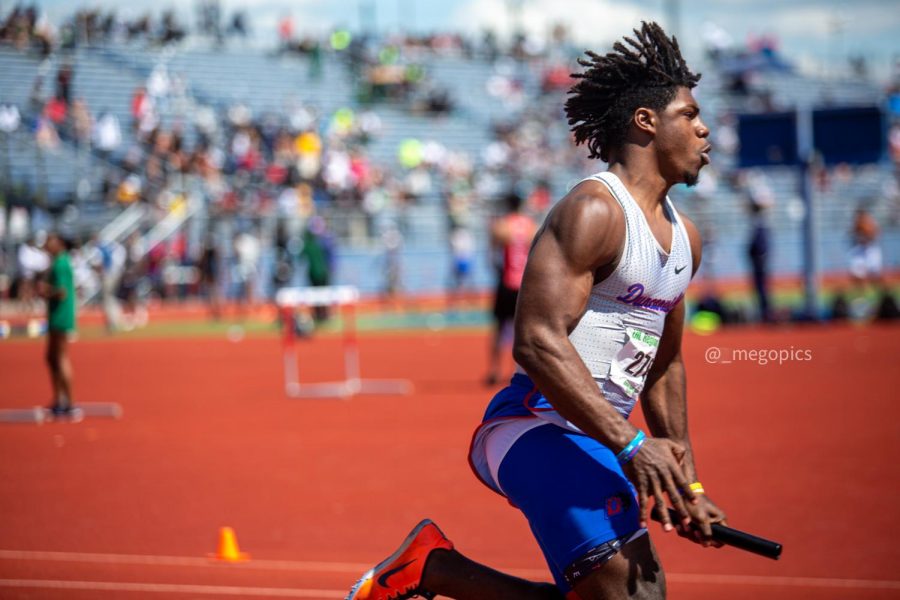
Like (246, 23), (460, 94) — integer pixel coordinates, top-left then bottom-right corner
(22, 0), (900, 80)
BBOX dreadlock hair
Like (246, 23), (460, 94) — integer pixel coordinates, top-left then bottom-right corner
(565, 21), (701, 162)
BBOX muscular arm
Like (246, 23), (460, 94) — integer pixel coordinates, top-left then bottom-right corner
(642, 215), (702, 479)
(641, 215), (727, 540)
(512, 181), (638, 451)
(514, 184), (699, 530)
(642, 301), (696, 478)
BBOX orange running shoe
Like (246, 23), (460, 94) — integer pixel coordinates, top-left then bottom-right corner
(346, 519), (454, 600)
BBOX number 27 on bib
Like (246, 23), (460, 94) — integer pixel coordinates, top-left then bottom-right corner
(609, 327), (659, 399)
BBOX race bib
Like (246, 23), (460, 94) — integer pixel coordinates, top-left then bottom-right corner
(608, 327), (659, 399)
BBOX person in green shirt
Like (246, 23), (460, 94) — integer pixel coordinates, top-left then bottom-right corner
(40, 232), (79, 420)
(300, 216), (334, 323)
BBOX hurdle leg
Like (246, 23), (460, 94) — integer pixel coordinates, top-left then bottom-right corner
(277, 285), (411, 399)
(342, 303), (361, 395)
(282, 306), (301, 396)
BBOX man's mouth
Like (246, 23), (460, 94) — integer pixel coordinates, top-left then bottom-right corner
(700, 145), (712, 165)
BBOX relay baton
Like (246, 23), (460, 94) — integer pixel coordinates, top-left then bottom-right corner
(656, 508), (782, 560)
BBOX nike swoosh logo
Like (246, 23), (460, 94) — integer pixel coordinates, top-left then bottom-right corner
(674, 265), (687, 274)
(377, 559), (416, 588)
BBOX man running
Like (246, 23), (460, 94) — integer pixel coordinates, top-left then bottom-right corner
(40, 232), (80, 421)
(348, 22), (726, 600)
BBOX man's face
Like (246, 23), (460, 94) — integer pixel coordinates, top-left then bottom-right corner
(654, 87), (711, 187)
(45, 234), (62, 255)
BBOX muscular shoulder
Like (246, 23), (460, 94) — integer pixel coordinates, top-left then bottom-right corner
(541, 179), (625, 272)
(679, 213), (703, 276)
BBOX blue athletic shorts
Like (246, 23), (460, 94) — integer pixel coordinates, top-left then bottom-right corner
(497, 422), (643, 592)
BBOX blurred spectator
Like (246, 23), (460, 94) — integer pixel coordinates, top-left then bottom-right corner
(231, 228), (261, 316)
(39, 232), (80, 421)
(159, 11), (186, 44)
(70, 98), (92, 149)
(486, 191), (536, 386)
(70, 238), (98, 301)
(131, 86), (157, 138)
(277, 14), (293, 51)
(300, 215), (335, 322)
(745, 171), (774, 323)
(118, 232), (149, 330)
(16, 235), (49, 311)
(197, 0), (221, 39)
(55, 61), (73, 106)
(527, 180), (552, 217)
(0, 5), (52, 55)
(888, 122), (900, 168)
(228, 11), (247, 38)
(272, 221), (295, 293)
(199, 234), (221, 320)
(379, 226), (403, 303)
(448, 226), (475, 304)
(92, 110), (122, 160)
(88, 233), (125, 332)
(0, 103), (21, 134)
(849, 207), (882, 289)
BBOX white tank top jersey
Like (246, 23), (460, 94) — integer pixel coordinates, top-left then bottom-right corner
(567, 171), (693, 418)
(473, 171), (695, 496)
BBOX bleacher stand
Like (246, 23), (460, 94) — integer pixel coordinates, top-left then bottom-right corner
(0, 7), (897, 314)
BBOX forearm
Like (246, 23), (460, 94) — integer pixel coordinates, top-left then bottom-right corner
(38, 284), (65, 300)
(514, 329), (638, 452)
(642, 358), (698, 481)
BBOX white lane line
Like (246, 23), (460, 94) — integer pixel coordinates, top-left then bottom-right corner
(667, 573), (900, 590)
(0, 549), (369, 573)
(1, 549), (898, 591)
(0, 579), (343, 598)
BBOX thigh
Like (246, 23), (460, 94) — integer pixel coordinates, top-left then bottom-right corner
(492, 283), (517, 321)
(497, 424), (642, 593)
(573, 533), (664, 600)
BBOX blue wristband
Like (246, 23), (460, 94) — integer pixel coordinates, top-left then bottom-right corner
(616, 430), (646, 465)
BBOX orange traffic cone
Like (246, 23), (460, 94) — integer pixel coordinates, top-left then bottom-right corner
(209, 526), (250, 562)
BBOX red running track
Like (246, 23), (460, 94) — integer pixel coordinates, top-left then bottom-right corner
(0, 324), (898, 599)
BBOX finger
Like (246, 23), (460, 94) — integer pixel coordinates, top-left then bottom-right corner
(696, 513), (713, 541)
(690, 528), (706, 545)
(651, 482), (672, 531)
(662, 473), (692, 525)
(637, 483), (650, 529)
(675, 522), (692, 539)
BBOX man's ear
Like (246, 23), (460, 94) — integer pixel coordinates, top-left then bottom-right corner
(633, 108), (656, 135)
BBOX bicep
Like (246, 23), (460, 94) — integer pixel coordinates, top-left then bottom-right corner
(515, 189), (623, 340)
(516, 230), (595, 337)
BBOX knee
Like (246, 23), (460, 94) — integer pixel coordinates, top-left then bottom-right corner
(572, 536), (665, 600)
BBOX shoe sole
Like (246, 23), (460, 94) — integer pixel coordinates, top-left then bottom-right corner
(346, 519), (438, 600)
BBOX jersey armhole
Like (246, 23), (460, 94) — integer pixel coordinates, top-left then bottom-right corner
(591, 174), (628, 287)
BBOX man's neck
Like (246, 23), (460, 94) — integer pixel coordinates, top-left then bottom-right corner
(607, 159), (671, 211)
